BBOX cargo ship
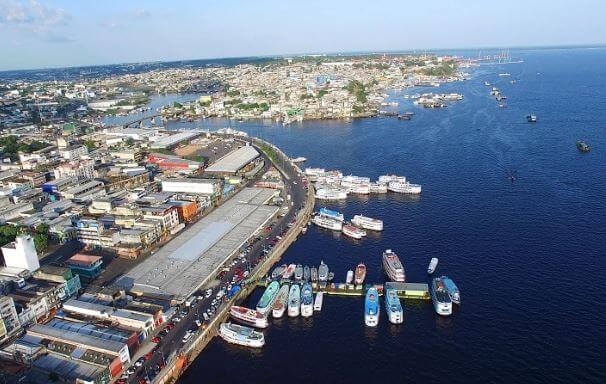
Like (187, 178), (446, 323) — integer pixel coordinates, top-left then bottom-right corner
(364, 287), (380, 327)
(219, 322), (265, 348)
(385, 289), (403, 324)
(282, 264), (296, 279)
(342, 224), (367, 239)
(351, 215), (384, 231)
(382, 249), (406, 282)
(272, 284), (290, 318)
(256, 281), (280, 315)
(441, 276), (461, 304)
(431, 278), (453, 316)
(312, 214), (343, 231)
(354, 263), (366, 285)
(287, 284), (301, 317)
(230, 306), (268, 328)
(427, 258), (438, 274)
(300, 283), (313, 318)
(319, 207), (344, 222)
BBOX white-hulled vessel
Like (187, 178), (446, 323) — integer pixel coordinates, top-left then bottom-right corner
(300, 283), (313, 318)
(230, 306), (269, 328)
(312, 215), (343, 231)
(282, 264), (296, 279)
(348, 183), (371, 195)
(427, 258), (438, 274)
(294, 264), (304, 281)
(304, 168), (325, 176)
(431, 277), (453, 316)
(315, 188), (348, 201)
(346, 270), (354, 284)
(287, 284), (301, 317)
(387, 180), (422, 194)
(369, 183), (388, 194)
(382, 249), (406, 282)
(351, 215), (384, 231)
(342, 224), (367, 239)
(364, 287), (380, 327)
(318, 261), (329, 284)
(341, 175), (371, 187)
(219, 322), (265, 348)
(271, 264), (287, 280)
(441, 276), (461, 305)
(354, 263), (366, 285)
(256, 281), (280, 315)
(385, 289), (404, 324)
(272, 284), (290, 318)
(313, 292), (324, 311)
(291, 157), (307, 163)
(378, 175), (405, 184)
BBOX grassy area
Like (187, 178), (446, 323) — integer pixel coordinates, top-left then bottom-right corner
(0, 136), (50, 161)
(258, 142), (280, 165)
(344, 80), (368, 103)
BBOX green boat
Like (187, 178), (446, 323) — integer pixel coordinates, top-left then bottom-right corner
(576, 141), (591, 153)
(256, 281), (280, 315)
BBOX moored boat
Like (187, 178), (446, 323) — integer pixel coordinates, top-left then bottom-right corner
(310, 267), (318, 282)
(364, 287), (380, 327)
(282, 264), (296, 279)
(313, 292), (324, 311)
(382, 249), (405, 282)
(318, 261), (329, 284)
(431, 278), (453, 316)
(351, 215), (384, 231)
(354, 263), (366, 285)
(272, 284), (290, 318)
(256, 281), (280, 315)
(315, 188), (348, 201)
(427, 258), (438, 274)
(346, 270), (354, 284)
(287, 284), (301, 317)
(369, 182), (388, 194)
(219, 322), (265, 348)
(385, 289), (403, 324)
(294, 264), (304, 281)
(271, 264), (287, 280)
(303, 265), (310, 282)
(300, 283), (313, 318)
(342, 224), (367, 239)
(387, 180), (422, 194)
(441, 276), (461, 304)
(230, 306), (268, 328)
(312, 214), (343, 231)
(319, 207), (344, 222)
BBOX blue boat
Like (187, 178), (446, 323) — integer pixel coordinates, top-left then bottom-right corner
(441, 276), (460, 304)
(385, 289), (403, 324)
(319, 207), (344, 222)
(364, 287), (380, 327)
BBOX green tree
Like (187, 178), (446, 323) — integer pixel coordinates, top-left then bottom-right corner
(84, 140), (96, 151)
(125, 137), (135, 147)
(173, 101), (183, 108)
(0, 224), (19, 247)
(33, 233), (48, 253)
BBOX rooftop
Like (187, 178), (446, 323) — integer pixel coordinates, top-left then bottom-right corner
(205, 145), (259, 173)
(119, 187), (277, 299)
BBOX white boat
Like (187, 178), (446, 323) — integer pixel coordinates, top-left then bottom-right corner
(230, 306), (268, 328)
(385, 289), (404, 324)
(346, 270), (354, 284)
(312, 215), (343, 231)
(364, 287), (380, 327)
(342, 224), (367, 239)
(313, 292), (324, 311)
(304, 167), (325, 176)
(431, 278), (452, 316)
(282, 264), (296, 279)
(219, 322), (265, 348)
(315, 188), (348, 200)
(387, 180), (422, 194)
(378, 175), (405, 184)
(499, 73), (511, 77)
(318, 261), (329, 283)
(348, 183), (371, 194)
(382, 249), (406, 282)
(369, 183), (388, 194)
(427, 258), (438, 274)
(341, 175), (371, 186)
(300, 283), (313, 318)
(287, 284), (301, 317)
(351, 215), (384, 231)
(291, 157), (307, 163)
(272, 284), (290, 318)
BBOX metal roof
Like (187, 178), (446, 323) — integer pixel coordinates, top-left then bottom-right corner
(205, 146), (259, 173)
(28, 324), (126, 354)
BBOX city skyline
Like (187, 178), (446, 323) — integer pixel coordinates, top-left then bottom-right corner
(1, 0), (605, 71)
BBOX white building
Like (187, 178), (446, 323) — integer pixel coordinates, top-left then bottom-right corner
(58, 145), (88, 161)
(0, 296), (21, 343)
(53, 160), (95, 180)
(1, 235), (39, 272)
(160, 178), (220, 195)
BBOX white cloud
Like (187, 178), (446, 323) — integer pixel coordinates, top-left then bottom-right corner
(0, 0), (70, 33)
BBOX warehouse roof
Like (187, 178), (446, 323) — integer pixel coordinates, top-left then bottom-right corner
(205, 145), (259, 174)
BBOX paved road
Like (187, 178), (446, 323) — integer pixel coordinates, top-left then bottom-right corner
(124, 138), (308, 384)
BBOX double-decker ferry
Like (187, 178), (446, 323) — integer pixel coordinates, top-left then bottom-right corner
(256, 281), (280, 315)
(319, 207), (344, 222)
(342, 224), (367, 239)
(354, 263), (366, 285)
(351, 215), (384, 231)
(230, 306), (268, 328)
(364, 287), (380, 327)
(387, 180), (422, 194)
(315, 188), (348, 201)
(312, 214), (343, 231)
(385, 289), (403, 324)
(219, 323), (265, 348)
(382, 249), (406, 282)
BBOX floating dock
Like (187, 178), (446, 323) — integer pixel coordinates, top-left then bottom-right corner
(256, 279), (429, 300)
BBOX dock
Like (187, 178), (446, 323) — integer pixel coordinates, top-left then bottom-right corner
(255, 279), (430, 300)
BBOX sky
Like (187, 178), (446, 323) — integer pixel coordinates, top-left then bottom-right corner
(0, 0), (605, 71)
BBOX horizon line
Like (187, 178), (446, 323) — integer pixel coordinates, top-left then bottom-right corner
(2, 43), (605, 75)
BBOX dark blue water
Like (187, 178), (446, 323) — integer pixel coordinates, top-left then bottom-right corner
(173, 48), (606, 384)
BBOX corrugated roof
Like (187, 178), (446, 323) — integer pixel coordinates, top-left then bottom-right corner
(205, 146), (259, 173)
